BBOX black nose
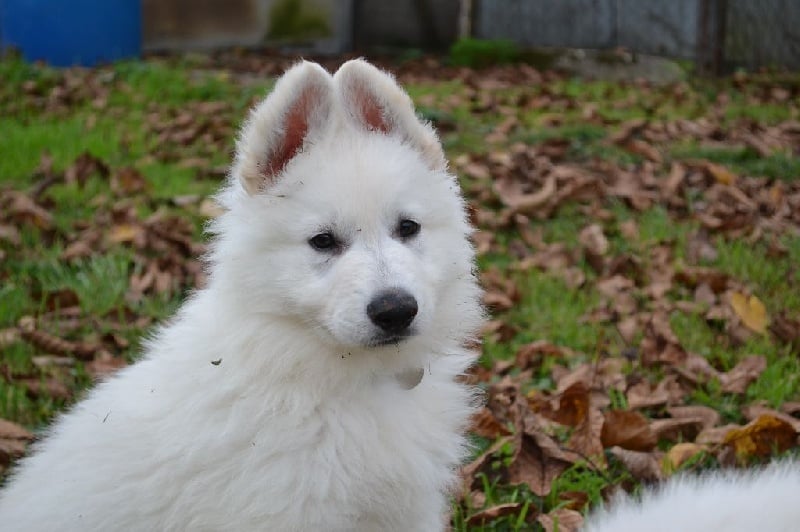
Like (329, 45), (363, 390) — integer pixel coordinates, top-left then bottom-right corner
(367, 289), (418, 334)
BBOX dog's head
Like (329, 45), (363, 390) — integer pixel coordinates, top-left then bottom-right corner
(214, 60), (480, 354)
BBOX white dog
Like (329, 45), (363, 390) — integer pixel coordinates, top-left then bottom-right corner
(0, 60), (483, 531)
(583, 460), (800, 532)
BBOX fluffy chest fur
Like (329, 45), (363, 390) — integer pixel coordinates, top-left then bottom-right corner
(0, 294), (474, 531)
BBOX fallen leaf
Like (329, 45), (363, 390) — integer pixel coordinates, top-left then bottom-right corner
(609, 446), (663, 481)
(666, 405), (720, 431)
(663, 442), (706, 471)
(701, 161), (737, 185)
(719, 355), (767, 394)
(729, 292), (768, 334)
(537, 508), (584, 532)
(466, 503), (524, 526)
(508, 429), (579, 496)
(112, 167), (148, 195)
(0, 419), (34, 441)
(579, 224), (610, 256)
(470, 407), (512, 439)
(650, 417), (705, 443)
(108, 223), (144, 244)
(199, 198), (224, 218)
(601, 410), (657, 451)
(493, 174), (557, 213)
(723, 414), (797, 460)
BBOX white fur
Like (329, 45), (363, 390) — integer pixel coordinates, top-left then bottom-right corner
(583, 461), (800, 532)
(0, 60), (483, 531)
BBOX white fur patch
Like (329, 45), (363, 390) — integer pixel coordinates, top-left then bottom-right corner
(583, 461), (800, 532)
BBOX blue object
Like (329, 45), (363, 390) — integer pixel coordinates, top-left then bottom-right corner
(1, 0), (141, 66)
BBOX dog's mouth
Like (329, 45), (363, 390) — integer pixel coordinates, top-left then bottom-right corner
(367, 330), (415, 348)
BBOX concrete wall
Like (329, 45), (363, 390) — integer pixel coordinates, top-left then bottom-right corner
(475, 0), (615, 49)
(616, 0), (698, 58)
(475, 0), (800, 69)
(725, 0), (800, 69)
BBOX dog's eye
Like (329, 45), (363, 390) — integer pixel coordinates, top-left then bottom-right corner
(396, 219), (420, 239)
(309, 232), (338, 251)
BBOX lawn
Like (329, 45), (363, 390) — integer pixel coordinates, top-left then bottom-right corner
(0, 52), (799, 530)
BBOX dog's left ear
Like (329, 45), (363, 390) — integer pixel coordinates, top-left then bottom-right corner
(334, 59), (446, 171)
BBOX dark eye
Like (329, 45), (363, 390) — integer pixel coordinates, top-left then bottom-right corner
(396, 219), (421, 239)
(309, 232), (338, 251)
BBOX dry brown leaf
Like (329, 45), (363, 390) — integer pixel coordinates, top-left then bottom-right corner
(0, 419), (34, 441)
(568, 405), (606, 467)
(0, 224), (21, 246)
(650, 417), (705, 443)
(108, 223), (144, 244)
(493, 174), (557, 213)
(532, 381), (590, 427)
(624, 139), (662, 163)
(19, 323), (97, 360)
(723, 414), (797, 460)
(85, 351), (128, 379)
(619, 219), (639, 240)
(17, 378), (71, 400)
(482, 291), (515, 311)
(537, 508), (584, 532)
(199, 198), (224, 218)
(609, 446), (664, 481)
(601, 410), (657, 451)
(770, 312), (800, 350)
(112, 167), (149, 195)
(662, 442), (706, 471)
(0, 419), (35, 470)
(0, 327), (21, 349)
(719, 355), (767, 394)
(696, 424), (742, 446)
(515, 340), (572, 370)
(43, 288), (81, 313)
(508, 430), (578, 496)
(470, 407), (512, 439)
(466, 503), (524, 526)
(741, 405), (800, 432)
(702, 161), (737, 185)
(579, 224), (610, 256)
(65, 151), (109, 186)
(5, 191), (54, 229)
(666, 405), (720, 431)
(729, 292), (769, 334)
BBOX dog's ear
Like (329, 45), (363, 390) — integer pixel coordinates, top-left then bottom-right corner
(234, 61), (334, 194)
(334, 59), (446, 171)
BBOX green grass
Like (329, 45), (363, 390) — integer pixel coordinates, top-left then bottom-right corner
(670, 143), (800, 180)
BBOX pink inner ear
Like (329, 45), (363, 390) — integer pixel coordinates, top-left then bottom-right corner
(264, 90), (315, 179)
(354, 84), (390, 133)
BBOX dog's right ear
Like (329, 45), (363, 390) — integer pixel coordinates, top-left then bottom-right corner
(234, 62), (334, 195)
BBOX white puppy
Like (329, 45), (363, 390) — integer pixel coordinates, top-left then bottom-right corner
(0, 60), (483, 531)
(583, 460), (800, 532)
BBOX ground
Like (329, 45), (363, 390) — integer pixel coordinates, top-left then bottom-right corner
(0, 51), (799, 531)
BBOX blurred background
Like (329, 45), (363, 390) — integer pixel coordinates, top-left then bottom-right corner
(1, 0), (798, 73)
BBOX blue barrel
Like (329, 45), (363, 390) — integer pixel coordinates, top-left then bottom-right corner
(0, 0), (141, 66)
